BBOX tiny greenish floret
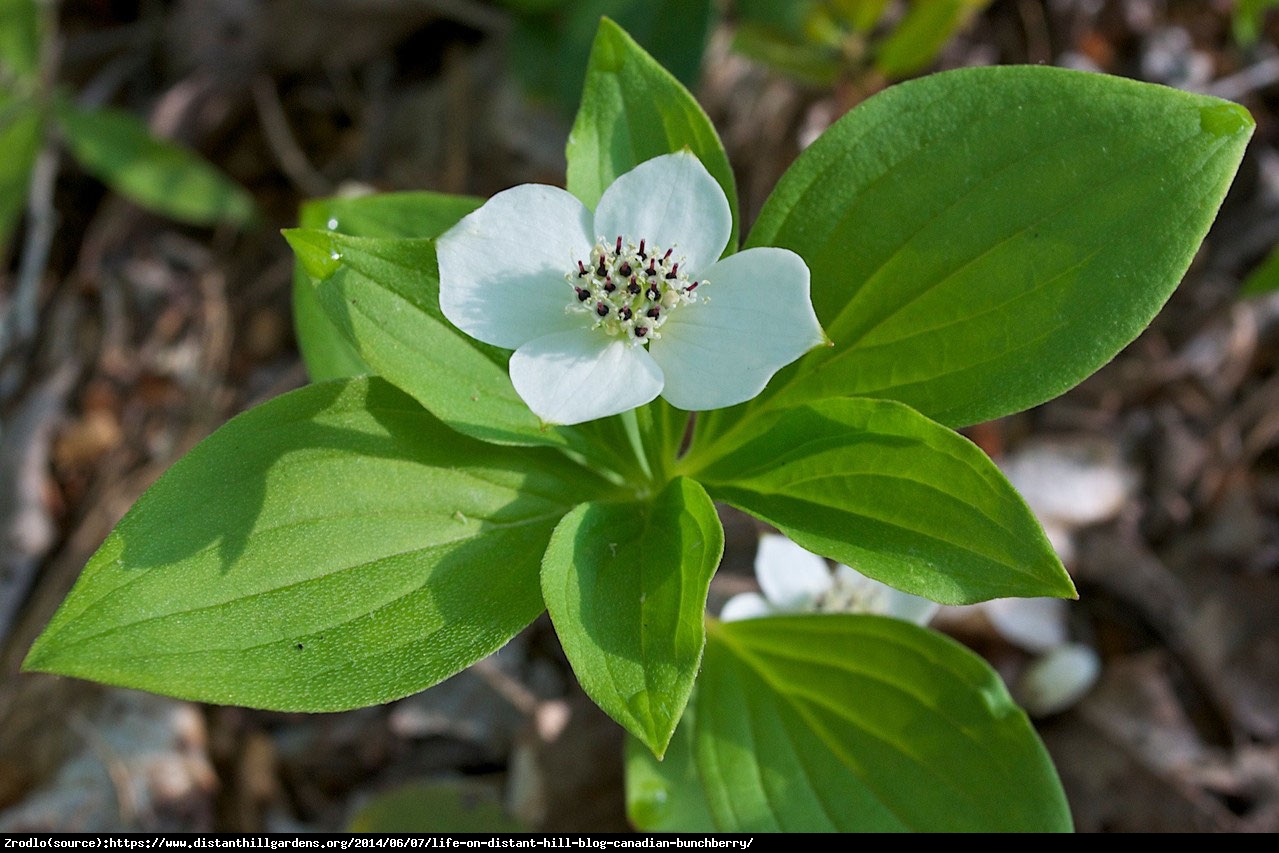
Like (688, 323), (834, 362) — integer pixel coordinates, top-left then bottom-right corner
(568, 235), (701, 343)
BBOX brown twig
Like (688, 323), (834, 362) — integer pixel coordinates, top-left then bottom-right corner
(251, 75), (332, 198)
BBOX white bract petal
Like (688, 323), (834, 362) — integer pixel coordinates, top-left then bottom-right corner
(831, 564), (939, 626)
(437, 184), (593, 349)
(1013, 642), (1101, 717)
(651, 247), (825, 411)
(984, 596), (1069, 653)
(593, 152), (731, 275)
(509, 330), (662, 425)
(437, 152), (823, 424)
(754, 534), (832, 611)
(719, 592), (774, 622)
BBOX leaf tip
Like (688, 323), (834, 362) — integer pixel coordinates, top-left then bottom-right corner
(1198, 101), (1254, 140)
(283, 227), (341, 282)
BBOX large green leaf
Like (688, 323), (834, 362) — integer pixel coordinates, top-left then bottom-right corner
(24, 377), (612, 710)
(687, 397), (1074, 604)
(715, 65), (1251, 435)
(55, 99), (256, 226)
(542, 477), (722, 756)
(286, 228), (583, 450)
(0, 94), (38, 253)
(292, 191), (482, 382)
(674, 615), (1072, 831)
(565, 16), (738, 250)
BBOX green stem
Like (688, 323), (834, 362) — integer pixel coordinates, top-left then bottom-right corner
(619, 406), (655, 486)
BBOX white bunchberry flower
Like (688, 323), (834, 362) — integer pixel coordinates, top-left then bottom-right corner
(721, 534), (939, 625)
(436, 152), (826, 425)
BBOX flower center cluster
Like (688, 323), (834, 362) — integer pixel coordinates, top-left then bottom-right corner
(814, 577), (885, 615)
(567, 236), (703, 344)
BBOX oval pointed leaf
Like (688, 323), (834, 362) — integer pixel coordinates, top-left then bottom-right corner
(565, 16), (739, 250)
(542, 477), (723, 756)
(690, 397), (1074, 604)
(285, 228), (582, 450)
(24, 377), (611, 710)
(737, 65), (1252, 429)
(56, 99), (256, 226)
(292, 191), (483, 382)
(688, 615), (1071, 831)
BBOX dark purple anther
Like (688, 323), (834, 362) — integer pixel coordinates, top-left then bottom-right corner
(596, 302), (609, 317)
(665, 263), (679, 280)
(576, 287), (590, 301)
(646, 286), (660, 301)
(615, 236), (623, 254)
(619, 306), (632, 321)
(634, 326), (649, 338)
(663, 248), (673, 261)
(618, 261), (632, 277)
(638, 239), (646, 259)
(627, 277), (641, 295)
(686, 281), (699, 292)
(604, 278), (616, 293)
(646, 259), (656, 275)
(578, 260), (588, 277)
(646, 307), (660, 319)
(596, 257), (607, 277)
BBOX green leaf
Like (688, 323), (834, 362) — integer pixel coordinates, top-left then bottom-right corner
(285, 228), (578, 450)
(347, 781), (526, 832)
(687, 397), (1074, 604)
(0, 94), (38, 254)
(24, 377), (612, 710)
(730, 23), (841, 87)
(625, 706), (716, 832)
(542, 477), (722, 756)
(292, 191), (482, 382)
(1232, 0), (1279, 46)
(565, 16), (739, 250)
(509, 0), (713, 113)
(0, 0), (40, 81)
(1241, 242), (1279, 297)
(55, 99), (256, 226)
(687, 615), (1071, 831)
(731, 65), (1252, 431)
(874, 0), (990, 79)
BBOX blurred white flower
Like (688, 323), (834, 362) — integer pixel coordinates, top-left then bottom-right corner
(437, 152), (825, 425)
(721, 534), (939, 625)
(1014, 642), (1102, 717)
(944, 595), (1102, 718)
